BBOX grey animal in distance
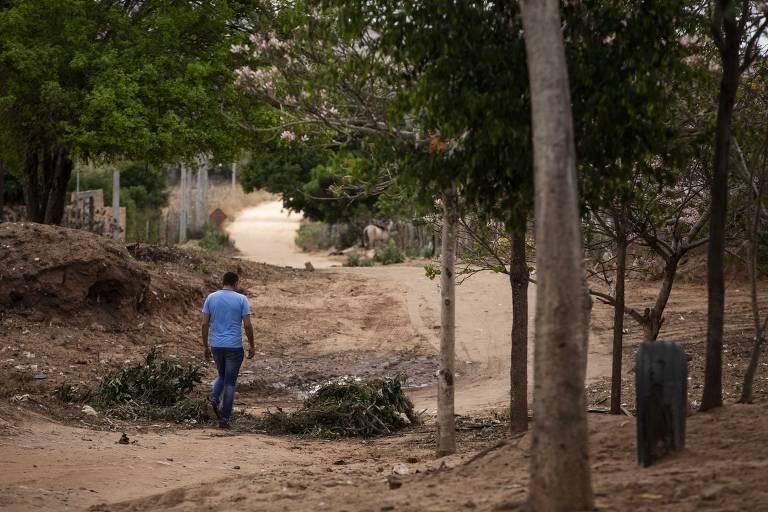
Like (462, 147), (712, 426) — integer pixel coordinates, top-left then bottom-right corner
(363, 222), (392, 250)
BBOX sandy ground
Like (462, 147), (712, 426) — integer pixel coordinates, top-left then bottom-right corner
(1, 204), (766, 511)
(226, 201), (338, 269)
(228, 203), (613, 413)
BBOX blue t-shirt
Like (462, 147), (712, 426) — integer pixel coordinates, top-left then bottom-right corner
(202, 290), (251, 348)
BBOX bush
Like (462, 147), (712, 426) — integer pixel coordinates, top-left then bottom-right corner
(374, 239), (404, 265)
(343, 252), (374, 267)
(263, 375), (419, 437)
(87, 347), (205, 423)
(200, 224), (233, 251)
(295, 222), (338, 252)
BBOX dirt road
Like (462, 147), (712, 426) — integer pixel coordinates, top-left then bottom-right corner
(228, 204), (613, 414)
(226, 201), (338, 269)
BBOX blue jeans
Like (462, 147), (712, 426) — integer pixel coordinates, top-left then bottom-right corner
(209, 347), (244, 424)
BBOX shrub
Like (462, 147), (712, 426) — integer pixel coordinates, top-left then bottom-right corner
(295, 222), (338, 252)
(200, 224), (233, 251)
(343, 252), (374, 267)
(263, 374), (419, 437)
(374, 239), (404, 265)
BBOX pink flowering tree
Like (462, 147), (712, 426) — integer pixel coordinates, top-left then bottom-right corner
(586, 161), (712, 343)
(231, 8), (416, 148)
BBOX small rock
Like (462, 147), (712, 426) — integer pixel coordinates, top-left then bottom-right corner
(406, 457), (419, 464)
(387, 476), (402, 490)
(333, 459), (347, 465)
(392, 464), (410, 476)
(118, 433), (130, 445)
(233, 465), (240, 470)
(304, 262), (315, 272)
(381, 505), (395, 511)
(81, 405), (98, 416)
(464, 501), (477, 509)
(701, 486), (721, 501)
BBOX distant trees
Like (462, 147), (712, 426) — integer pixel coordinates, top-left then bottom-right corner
(0, 0), (252, 224)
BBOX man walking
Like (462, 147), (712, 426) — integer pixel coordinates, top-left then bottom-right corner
(201, 271), (255, 428)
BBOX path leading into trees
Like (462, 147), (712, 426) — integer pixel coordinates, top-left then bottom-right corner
(226, 200), (338, 269)
(228, 202), (613, 414)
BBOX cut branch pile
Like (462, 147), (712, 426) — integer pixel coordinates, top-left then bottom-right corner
(263, 374), (419, 437)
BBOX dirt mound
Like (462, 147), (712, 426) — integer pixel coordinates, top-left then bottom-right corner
(0, 223), (149, 322)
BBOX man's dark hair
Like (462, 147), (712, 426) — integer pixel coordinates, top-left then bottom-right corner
(222, 272), (239, 286)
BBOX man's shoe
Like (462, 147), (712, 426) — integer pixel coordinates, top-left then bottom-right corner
(218, 421), (231, 429)
(206, 400), (220, 422)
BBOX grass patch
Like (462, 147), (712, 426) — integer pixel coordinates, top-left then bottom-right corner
(263, 374), (419, 438)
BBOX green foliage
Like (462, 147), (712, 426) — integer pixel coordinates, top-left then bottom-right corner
(0, 0), (253, 183)
(374, 239), (404, 265)
(424, 263), (441, 280)
(263, 375), (419, 438)
(295, 222), (338, 252)
(92, 347), (202, 408)
(200, 224), (234, 252)
(240, 144), (380, 224)
(327, 0), (690, 223)
(343, 252), (374, 267)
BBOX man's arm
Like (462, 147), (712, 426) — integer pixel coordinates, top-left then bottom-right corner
(243, 315), (255, 359)
(201, 313), (211, 360)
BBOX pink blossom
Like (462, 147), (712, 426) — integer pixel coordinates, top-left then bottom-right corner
(603, 34), (616, 45)
(301, 134), (310, 142)
(280, 130), (296, 141)
(680, 34), (700, 48)
(685, 54), (705, 66)
(680, 207), (701, 226)
(708, 61), (721, 73)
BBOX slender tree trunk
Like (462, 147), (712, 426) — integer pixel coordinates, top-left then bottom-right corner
(610, 214), (627, 414)
(702, 32), (740, 411)
(23, 147), (41, 223)
(437, 185), (458, 457)
(739, 164), (767, 404)
(509, 227), (529, 433)
(43, 148), (73, 225)
(520, 0), (594, 509)
(179, 166), (188, 243)
(112, 167), (121, 240)
(0, 159), (5, 222)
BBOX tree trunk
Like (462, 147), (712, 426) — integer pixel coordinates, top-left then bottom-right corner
(112, 166), (121, 240)
(638, 256), (679, 341)
(702, 26), (740, 411)
(0, 159), (5, 222)
(179, 166), (188, 243)
(739, 163), (767, 404)
(436, 185), (458, 457)
(610, 216), (627, 414)
(43, 148), (73, 225)
(509, 227), (529, 433)
(520, 0), (594, 509)
(23, 147), (42, 223)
